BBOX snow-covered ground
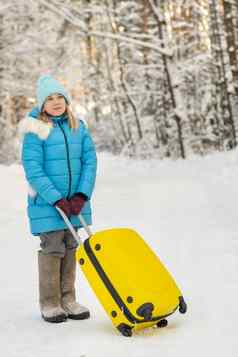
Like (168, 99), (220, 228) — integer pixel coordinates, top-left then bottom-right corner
(1, 151), (238, 357)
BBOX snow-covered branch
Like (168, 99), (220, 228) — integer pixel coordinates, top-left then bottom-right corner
(87, 30), (173, 56)
(35, 0), (173, 56)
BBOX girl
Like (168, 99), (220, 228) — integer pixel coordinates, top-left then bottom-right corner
(20, 75), (97, 323)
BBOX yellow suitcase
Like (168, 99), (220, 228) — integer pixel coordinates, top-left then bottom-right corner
(56, 208), (187, 337)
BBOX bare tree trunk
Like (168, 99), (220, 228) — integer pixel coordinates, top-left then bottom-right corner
(141, 0), (161, 149)
(106, 0), (133, 145)
(112, 0), (143, 141)
(102, 1), (128, 148)
(150, 0), (186, 158)
(0, 14), (4, 119)
(84, 0), (100, 122)
(209, 0), (236, 149)
(110, 0), (144, 148)
(223, 0), (238, 96)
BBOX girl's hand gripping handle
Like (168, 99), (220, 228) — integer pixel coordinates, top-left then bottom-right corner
(55, 206), (92, 244)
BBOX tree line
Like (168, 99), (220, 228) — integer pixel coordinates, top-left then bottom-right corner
(0, 0), (238, 162)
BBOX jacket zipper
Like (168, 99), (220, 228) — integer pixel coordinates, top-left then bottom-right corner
(58, 122), (72, 199)
(33, 195), (38, 205)
(84, 238), (178, 324)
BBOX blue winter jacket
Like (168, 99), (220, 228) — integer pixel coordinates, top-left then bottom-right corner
(21, 108), (97, 236)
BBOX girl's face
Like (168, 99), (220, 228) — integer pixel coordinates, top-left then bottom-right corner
(43, 93), (66, 116)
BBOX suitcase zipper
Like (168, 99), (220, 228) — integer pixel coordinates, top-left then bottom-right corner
(84, 238), (178, 324)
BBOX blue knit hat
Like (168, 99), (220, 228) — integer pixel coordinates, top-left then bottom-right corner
(36, 74), (70, 112)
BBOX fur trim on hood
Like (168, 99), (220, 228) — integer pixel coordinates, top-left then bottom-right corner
(18, 115), (88, 140)
(18, 116), (53, 140)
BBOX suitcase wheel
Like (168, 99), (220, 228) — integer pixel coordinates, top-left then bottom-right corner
(179, 296), (187, 314)
(156, 319), (168, 328)
(117, 323), (133, 337)
(136, 302), (154, 321)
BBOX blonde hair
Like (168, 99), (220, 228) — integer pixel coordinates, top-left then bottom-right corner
(38, 106), (78, 130)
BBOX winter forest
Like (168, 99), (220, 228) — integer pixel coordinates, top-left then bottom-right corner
(1, 0), (238, 163)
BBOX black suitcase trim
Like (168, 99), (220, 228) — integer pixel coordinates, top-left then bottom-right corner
(84, 238), (178, 324)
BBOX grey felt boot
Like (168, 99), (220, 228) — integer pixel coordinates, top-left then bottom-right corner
(60, 248), (90, 320)
(38, 251), (67, 323)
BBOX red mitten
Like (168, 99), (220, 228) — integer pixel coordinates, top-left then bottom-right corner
(70, 193), (86, 215)
(54, 198), (71, 217)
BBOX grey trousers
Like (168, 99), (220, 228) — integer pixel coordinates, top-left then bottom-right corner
(39, 229), (79, 258)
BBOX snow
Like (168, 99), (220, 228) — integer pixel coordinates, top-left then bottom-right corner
(1, 151), (238, 356)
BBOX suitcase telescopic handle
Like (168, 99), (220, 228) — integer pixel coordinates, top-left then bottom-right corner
(55, 206), (92, 244)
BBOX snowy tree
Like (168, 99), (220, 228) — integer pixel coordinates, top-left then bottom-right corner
(0, 0), (79, 163)
(1, 0), (238, 162)
(208, 0), (237, 151)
